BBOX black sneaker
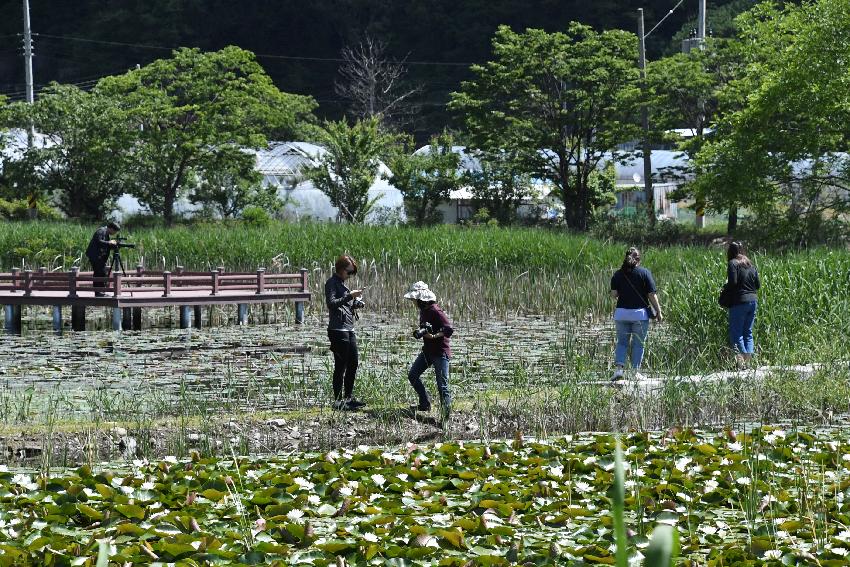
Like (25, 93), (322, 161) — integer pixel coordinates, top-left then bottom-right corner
(347, 398), (367, 409)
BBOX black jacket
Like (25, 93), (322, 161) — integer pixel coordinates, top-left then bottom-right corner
(727, 259), (760, 304)
(325, 274), (358, 331)
(85, 226), (112, 263)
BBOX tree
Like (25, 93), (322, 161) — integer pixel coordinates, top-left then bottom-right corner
(304, 117), (391, 223)
(189, 150), (280, 219)
(335, 36), (420, 130)
(1, 84), (132, 220)
(384, 132), (461, 226)
(450, 24), (640, 231)
(464, 151), (535, 226)
(97, 46), (316, 226)
(694, 0), (850, 240)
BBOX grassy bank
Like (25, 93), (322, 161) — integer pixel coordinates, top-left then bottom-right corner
(0, 220), (847, 367)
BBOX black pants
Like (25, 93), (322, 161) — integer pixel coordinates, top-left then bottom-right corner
(328, 330), (358, 400)
(91, 258), (108, 292)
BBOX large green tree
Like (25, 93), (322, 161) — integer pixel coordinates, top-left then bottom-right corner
(450, 24), (640, 230)
(694, 0), (850, 240)
(464, 151), (536, 226)
(385, 132), (461, 226)
(1, 84), (131, 220)
(97, 46), (315, 225)
(304, 117), (392, 223)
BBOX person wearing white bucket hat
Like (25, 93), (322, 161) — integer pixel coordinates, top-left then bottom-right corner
(404, 281), (454, 424)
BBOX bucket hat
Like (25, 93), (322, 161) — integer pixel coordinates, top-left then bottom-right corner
(403, 281), (437, 302)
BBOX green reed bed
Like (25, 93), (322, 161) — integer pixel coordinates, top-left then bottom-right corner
(1, 220), (846, 368)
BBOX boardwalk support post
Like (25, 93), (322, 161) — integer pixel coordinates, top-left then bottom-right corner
(52, 305), (62, 335)
(295, 267), (308, 324)
(238, 303), (248, 325)
(4, 305), (18, 334)
(112, 307), (122, 331)
(179, 306), (191, 329)
(193, 305), (202, 329)
(122, 308), (132, 330)
(71, 305), (86, 332)
(132, 308), (142, 331)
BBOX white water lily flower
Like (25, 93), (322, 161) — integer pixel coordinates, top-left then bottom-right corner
(676, 492), (692, 502)
(703, 479), (719, 493)
(583, 456), (596, 466)
(727, 442), (743, 451)
(774, 530), (790, 540)
(11, 474), (37, 491)
(293, 477), (314, 491)
(831, 547), (850, 557)
(363, 532), (379, 543)
(736, 476), (751, 486)
(369, 493), (382, 502)
(634, 468), (646, 478)
(141, 482), (155, 491)
(548, 466), (563, 477)
(371, 474), (386, 487)
(307, 495), (320, 506)
(842, 454), (850, 462)
(835, 530), (850, 542)
(339, 486), (353, 497)
(163, 455), (178, 464)
(763, 550), (782, 560)
(0, 465), (7, 472)
(286, 509), (304, 520)
(674, 457), (692, 472)
(396, 473), (409, 482)
(573, 481), (592, 493)
(719, 458), (731, 466)
(699, 525), (718, 535)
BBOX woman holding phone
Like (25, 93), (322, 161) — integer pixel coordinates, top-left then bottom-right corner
(325, 255), (367, 410)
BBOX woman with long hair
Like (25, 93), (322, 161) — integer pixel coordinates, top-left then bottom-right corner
(610, 247), (663, 381)
(724, 241), (760, 367)
(325, 255), (367, 410)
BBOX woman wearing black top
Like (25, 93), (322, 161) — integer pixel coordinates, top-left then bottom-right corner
(325, 255), (366, 410)
(725, 241), (760, 367)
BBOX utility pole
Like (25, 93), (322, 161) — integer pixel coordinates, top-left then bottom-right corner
(694, 0), (707, 228)
(638, 8), (655, 226)
(22, 0), (34, 108)
(22, 0), (38, 219)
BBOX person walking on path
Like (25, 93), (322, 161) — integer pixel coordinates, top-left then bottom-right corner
(404, 281), (454, 424)
(724, 241), (760, 368)
(610, 247), (663, 382)
(325, 255), (367, 410)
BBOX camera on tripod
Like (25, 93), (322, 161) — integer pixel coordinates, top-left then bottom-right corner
(413, 322), (434, 339)
(112, 236), (136, 249)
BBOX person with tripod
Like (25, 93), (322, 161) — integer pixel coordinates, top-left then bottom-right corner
(85, 221), (120, 297)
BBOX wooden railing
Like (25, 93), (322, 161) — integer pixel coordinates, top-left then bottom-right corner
(0, 266), (310, 298)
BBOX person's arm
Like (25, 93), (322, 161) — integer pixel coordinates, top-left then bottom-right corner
(426, 308), (453, 340)
(325, 278), (351, 309)
(727, 260), (738, 286)
(648, 292), (663, 323)
(753, 267), (761, 290)
(610, 273), (619, 299)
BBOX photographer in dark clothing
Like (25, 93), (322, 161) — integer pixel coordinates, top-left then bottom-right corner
(325, 255), (367, 411)
(85, 221), (120, 297)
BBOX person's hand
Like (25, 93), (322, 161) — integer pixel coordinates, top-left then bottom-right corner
(350, 289), (363, 298)
(109, 239), (117, 246)
(655, 313), (664, 323)
(425, 332), (439, 340)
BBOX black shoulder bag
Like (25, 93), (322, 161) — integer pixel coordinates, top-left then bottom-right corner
(622, 271), (657, 320)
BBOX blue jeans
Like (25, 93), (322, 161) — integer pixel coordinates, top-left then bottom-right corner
(614, 320), (650, 369)
(408, 351), (451, 409)
(728, 301), (757, 354)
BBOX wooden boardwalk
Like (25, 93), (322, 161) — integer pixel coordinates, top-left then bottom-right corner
(0, 266), (311, 332)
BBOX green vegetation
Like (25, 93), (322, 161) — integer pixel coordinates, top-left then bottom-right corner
(0, 221), (847, 369)
(6, 428), (850, 565)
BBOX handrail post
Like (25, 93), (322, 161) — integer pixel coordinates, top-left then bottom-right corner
(163, 271), (172, 297)
(68, 267), (78, 298)
(10, 268), (19, 293)
(211, 270), (219, 296)
(23, 270), (33, 296)
(113, 272), (122, 297)
(299, 267), (308, 292)
(38, 266), (46, 288)
(256, 268), (266, 294)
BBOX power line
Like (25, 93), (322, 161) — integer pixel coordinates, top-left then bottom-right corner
(33, 32), (475, 67)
